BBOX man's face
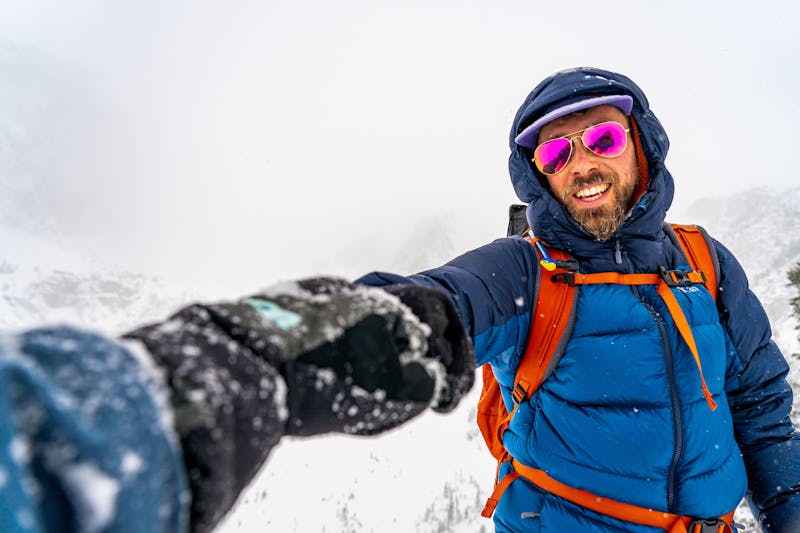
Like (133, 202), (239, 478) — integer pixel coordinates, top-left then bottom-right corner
(537, 104), (638, 241)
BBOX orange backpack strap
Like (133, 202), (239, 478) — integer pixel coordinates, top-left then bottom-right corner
(480, 470), (520, 518)
(512, 237), (578, 404)
(479, 238), (577, 518)
(476, 238), (578, 465)
(509, 460), (735, 533)
(664, 223), (719, 302)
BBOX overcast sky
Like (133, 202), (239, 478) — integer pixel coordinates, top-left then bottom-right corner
(1, 0), (798, 289)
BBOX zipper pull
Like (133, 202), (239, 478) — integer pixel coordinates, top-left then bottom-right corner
(614, 239), (623, 265)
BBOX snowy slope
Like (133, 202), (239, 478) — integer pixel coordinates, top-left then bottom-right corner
(678, 187), (800, 358)
(1, 187), (799, 532)
(675, 186), (800, 426)
(0, 228), (231, 334)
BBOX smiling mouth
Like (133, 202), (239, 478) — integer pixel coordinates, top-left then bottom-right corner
(573, 182), (611, 203)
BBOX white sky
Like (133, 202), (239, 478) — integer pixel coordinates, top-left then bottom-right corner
(1, 0), (798, 289)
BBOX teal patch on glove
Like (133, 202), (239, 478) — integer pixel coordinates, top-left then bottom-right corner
(244, 298), (302, 330)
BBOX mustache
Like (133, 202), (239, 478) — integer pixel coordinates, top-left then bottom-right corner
(562, 172), (618, 200)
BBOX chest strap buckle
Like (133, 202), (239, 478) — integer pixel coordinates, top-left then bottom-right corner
(659, 266), (706, 288)
(688, 517), (729, 533)
(551, 272), (576, 286)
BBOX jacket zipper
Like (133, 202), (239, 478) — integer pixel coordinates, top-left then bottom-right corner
(614, 238), (623, 265)
(631, 285), (682, 512)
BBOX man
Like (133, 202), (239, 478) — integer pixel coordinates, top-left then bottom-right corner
(358, 67), (800, 532)
(2, 67), (798, 533)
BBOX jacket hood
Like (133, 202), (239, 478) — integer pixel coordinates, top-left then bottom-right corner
(508, 67), (675, 269)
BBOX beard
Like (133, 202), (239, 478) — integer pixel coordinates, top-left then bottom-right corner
(561, 171), (636, 241)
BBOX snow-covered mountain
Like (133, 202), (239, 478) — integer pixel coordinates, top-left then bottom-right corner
(679, 187), (800, 358)
(2, 187), (799, 532)
(0, 227), (231, 334)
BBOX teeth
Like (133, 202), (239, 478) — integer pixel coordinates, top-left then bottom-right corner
(574, 183), (610, 199)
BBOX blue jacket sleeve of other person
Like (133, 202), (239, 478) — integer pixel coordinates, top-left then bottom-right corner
(0, 327), (190, 533)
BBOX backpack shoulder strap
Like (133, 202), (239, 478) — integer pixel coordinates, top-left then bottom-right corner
(664, 223), (720, 302)
(480, 238), (579, 518)
(476, 237), (576, 464)
(512, 237), (578, 404)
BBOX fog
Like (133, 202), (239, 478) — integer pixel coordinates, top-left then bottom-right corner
(1, 0), (798, 289)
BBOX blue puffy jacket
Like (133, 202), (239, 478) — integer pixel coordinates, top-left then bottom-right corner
(0, 327), (190, 532)
(359, 68), (800, 532)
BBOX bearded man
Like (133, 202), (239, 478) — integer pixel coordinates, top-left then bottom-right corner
(359, 67), (800, 532)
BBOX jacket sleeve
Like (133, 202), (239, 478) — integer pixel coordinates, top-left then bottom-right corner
(0, 327), (191, 533)
(357, 236), (540, 374)
(715, 239), (800, 531)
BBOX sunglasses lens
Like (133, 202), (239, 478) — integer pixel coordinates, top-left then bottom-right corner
(582, 122), (627, 157)
(534, 138), (572, 175)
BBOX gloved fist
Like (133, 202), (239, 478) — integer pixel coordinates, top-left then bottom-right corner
(222, 277), (474, 435)
(381, 284), (475, 413)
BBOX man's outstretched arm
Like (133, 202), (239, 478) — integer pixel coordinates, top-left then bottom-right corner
(0, 278), (474, 533)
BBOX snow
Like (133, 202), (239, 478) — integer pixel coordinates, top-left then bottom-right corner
(216, 405), (496, 533)
(61, 462), (120, 533)
(1, 186), (799, 531)
(9, 437), (31, 464)
(182, 344), (201, 357)
(121, 451), (144, 477)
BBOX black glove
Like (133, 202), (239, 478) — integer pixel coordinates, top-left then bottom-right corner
(265, 278), (475, 435)
(381, 283), (475, 413)
(122, 277), (474, 532)
(123, 304), (287, 533)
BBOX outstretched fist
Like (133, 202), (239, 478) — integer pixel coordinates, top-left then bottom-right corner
(212, 277), (475, 435)
(124, 277), (474, 532)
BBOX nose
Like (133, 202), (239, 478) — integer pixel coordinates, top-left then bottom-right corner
(565, 136), (598, 176)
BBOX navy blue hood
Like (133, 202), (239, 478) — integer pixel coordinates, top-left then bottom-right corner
(508, 67), (675, 271)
